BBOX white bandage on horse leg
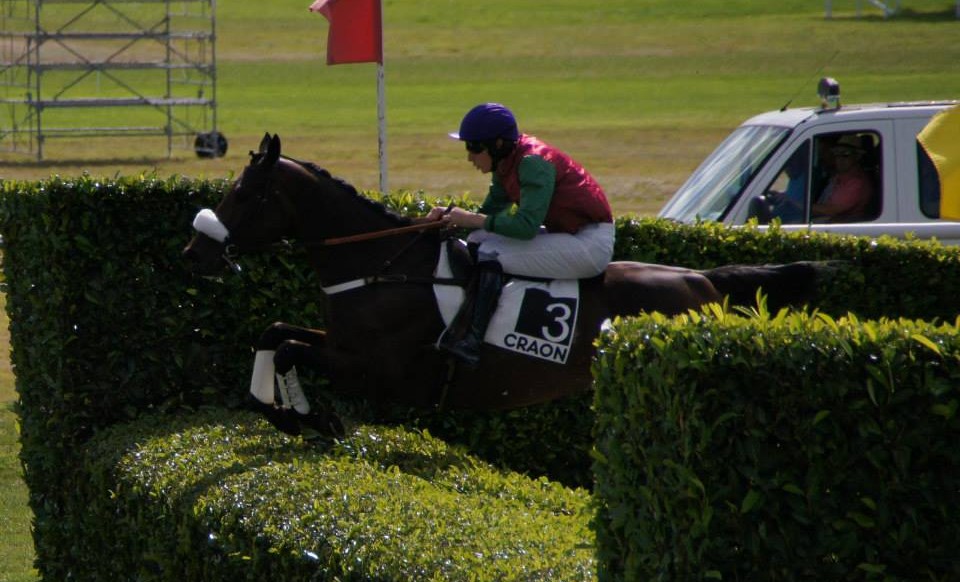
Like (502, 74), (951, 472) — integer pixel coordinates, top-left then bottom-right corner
(276, 367), (311, 415)
(276, 372), (291, 408)
(249, 350), (276, 404)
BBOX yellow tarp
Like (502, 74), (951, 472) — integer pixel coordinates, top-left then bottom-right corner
(918, 104), (960, 220)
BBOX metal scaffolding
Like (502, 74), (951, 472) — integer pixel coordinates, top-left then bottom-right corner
(0, 0), (223, 160)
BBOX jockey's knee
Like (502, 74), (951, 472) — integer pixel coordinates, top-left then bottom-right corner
(256, 322), (296, 350)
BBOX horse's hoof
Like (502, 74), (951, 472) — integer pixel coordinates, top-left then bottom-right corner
(297, 410), (346, 440)
(248, 397), (303, 436)
(247, 395), (345, 440)
(264, 407), (303, 437)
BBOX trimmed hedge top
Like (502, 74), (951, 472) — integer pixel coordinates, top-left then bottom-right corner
(592, 308), (960, 580)
(82, 409), (595, 581)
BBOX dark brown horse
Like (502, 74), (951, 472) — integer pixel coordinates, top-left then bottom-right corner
(183, 134), (833, 436)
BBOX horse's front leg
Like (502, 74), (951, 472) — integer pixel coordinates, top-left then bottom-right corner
(249, 322), (328, 408)
(248, 322), (342, 438)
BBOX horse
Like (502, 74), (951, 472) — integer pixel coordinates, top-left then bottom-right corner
(182, 133), (835, 437)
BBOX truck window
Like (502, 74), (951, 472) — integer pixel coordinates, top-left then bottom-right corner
(811, 132), (881, 223)
(918, 141), (941, 219)
(659, 125), (789, 223)
(756, 143), (811, 225)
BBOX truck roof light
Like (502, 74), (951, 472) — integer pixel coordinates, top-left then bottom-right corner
(819, 77), (841, 110)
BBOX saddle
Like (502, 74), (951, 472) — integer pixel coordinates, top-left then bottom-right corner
(433, 237), (581, 365)
(442, 236), (551, 284)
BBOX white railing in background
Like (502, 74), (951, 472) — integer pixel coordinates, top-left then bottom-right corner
(825, 0), (959, 18)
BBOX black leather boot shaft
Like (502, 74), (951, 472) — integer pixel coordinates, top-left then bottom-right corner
(441, 260), (504, 367)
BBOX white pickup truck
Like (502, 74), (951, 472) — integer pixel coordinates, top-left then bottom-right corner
(658, 79), (960, 244)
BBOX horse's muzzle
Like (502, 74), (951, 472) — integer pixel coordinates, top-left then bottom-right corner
(182, 232), (231, 276)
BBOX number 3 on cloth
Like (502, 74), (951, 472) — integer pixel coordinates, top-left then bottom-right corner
(542, 302), (573, 343)
(515, 289), (577, 347)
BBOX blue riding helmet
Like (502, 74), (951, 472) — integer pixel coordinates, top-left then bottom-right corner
(449, 103), (520, 142)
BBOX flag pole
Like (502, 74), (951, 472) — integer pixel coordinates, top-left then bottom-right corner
(377, 61), (387, 194)
(308, 0), (385, 191)
(376, 0), (386, 195)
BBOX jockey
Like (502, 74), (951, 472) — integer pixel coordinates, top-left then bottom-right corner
(427, 102), (615, 367)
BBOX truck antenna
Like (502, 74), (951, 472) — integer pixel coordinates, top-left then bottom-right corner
(780, 51), (839, 111)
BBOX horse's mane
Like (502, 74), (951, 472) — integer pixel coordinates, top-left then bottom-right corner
(287, 156), (410, 227)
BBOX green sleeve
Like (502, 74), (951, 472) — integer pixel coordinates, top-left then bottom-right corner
(482, 155), (556, 240)
(477, 178), (511, 216)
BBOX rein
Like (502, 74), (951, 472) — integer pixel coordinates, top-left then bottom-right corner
(216, 214), (464, 295)
(304, 220), (446, 247)
(220, 220), (444, 256)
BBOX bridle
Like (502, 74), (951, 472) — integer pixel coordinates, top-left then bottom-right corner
(192, 158), (462, 291)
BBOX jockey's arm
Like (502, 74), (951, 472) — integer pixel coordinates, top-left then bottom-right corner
(481, 156), (555, 240)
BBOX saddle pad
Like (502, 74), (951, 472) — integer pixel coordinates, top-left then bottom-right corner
(433, 244), (580, 365)
(433, 243), (466, 324)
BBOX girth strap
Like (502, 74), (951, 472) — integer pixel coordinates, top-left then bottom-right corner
(321, 274), (466, 296)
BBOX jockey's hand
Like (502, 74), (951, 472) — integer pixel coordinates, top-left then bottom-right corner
(443, 207), (486, 230)
(425, 206), (449, 221)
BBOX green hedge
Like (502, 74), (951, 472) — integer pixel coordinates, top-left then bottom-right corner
(0, 176), (596, 579)
(592, 309), (960, 581)
(613, 218), (960, 322)
(0, 175), (327, 577)
(4, 175), (960, 579)
(77, 408), (594, 580)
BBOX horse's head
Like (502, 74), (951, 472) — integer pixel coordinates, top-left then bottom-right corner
(183, 133), (298, 275)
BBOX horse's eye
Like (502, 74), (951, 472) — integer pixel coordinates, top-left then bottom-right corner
(233, 181), (252, 202)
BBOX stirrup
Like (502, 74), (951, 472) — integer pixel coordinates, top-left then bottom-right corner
(436, 326), (461, 351)
(442, 336), (481, 368)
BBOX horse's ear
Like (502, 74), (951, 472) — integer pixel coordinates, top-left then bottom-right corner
(263, 134), (281, 167)
(258, 132), (271, 154)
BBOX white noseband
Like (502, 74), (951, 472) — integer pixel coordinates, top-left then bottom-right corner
(192, 208), (230, 243)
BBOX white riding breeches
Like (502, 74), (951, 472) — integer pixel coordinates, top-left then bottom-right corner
(467, 222), (615, 279)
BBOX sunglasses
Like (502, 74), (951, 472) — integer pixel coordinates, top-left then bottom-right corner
(465, 141), (486, 154)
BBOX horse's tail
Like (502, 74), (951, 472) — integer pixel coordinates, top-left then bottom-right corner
(702, 260), (848, 311)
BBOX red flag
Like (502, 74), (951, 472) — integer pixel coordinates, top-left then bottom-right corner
(308, 0), (383, 65)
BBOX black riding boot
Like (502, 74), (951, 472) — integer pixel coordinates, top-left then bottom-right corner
(441, 260), (504, 367)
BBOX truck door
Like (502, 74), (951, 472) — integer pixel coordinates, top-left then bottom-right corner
(809, 130), (884, 223)
(738, 121), (894, 227)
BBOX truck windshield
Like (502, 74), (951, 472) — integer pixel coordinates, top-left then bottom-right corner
(659, 125), (789, 222)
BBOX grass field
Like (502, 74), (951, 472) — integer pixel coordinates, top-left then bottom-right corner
(0, 291), (35, 582)
(2, 0), (959, 215)
(0, 1), (958, 579)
